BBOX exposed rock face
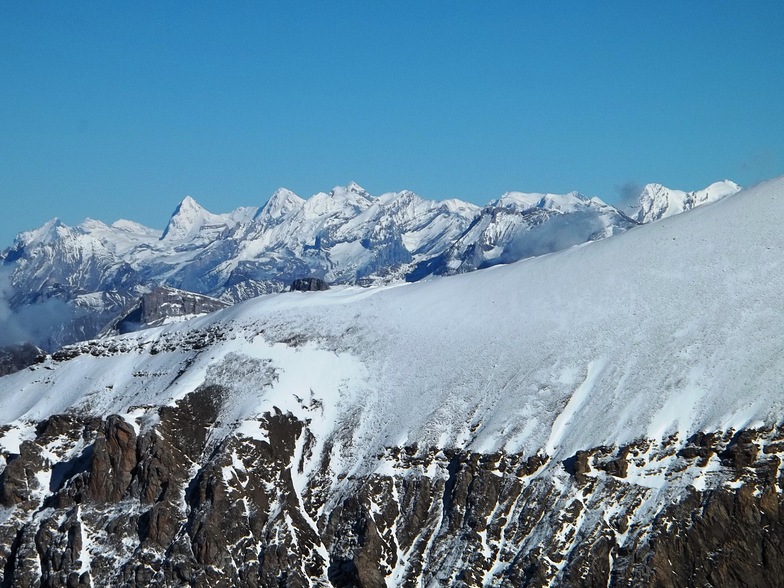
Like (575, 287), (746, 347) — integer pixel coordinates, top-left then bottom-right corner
(2, 399), (784, 587)
(87, 415), (137, 502)
(101, 286), (231, 336)
(0, 440), (46, 507)
(290, 277), (330, 292)
(0, 343), (45, 377)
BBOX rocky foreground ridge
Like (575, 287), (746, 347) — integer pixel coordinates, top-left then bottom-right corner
(1, 383), (783, 587)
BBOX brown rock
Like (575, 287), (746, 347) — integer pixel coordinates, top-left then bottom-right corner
(88, 415), (137, 502)
(0, 441), (46, 507)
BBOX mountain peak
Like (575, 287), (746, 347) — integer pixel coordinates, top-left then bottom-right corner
(177, 195), (203, 212)
(494, 191), (590, 212)
(160, 195), (214, 241)
(346, 181), (366, 193)
(634, 180), (741, 223)
(77, 218), (110, 232)
(330, 182), (371, 200)
(255, 188), (305, 223)
(18, 217), (65, 245)
(298, 182), (374, 217)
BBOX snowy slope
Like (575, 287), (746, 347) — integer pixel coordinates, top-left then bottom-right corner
(0, 177), (780, 587)
(1, 176), (782, 470)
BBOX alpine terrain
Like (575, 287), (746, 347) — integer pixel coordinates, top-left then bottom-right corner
(0, 175), (780, 587)
(0, 181), (739, 351)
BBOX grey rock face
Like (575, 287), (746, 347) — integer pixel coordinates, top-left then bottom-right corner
(101, 286), (231, 336)
(87, 415), (137, 503)
(2, 399), (784, 587)
(290, 277), (330, 292)
(0, 343), (45, 377)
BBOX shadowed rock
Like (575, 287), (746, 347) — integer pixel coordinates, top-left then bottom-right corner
(88, 415), (137, 502)
(289, 277), (330, 292)
(3, 414), (784, 587)
(0, 343), (45, 377)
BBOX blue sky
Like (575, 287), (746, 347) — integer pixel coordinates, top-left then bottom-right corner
(1, 2), (783, 245)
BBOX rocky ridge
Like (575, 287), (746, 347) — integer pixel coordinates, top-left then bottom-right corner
(1, 388), (783, 587)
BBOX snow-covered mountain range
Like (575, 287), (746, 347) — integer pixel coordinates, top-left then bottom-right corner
(0, 176), (779, 587)
(0, 180), (740, 351)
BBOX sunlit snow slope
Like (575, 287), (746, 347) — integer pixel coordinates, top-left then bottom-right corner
(1, 177), (781, 469)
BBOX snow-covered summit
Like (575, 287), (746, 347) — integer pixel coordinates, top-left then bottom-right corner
(494, 191), (550, 209)
(337, 181), (372, 199)
(633, 180), (741, 223)
(493, 190), (597, 213)
(434, 188), (635, 276)
(161, 195), (226, 241)
(111, 219), (160, 235)
(16, 217), (66, 246)
(254, 188), (305, 224)
(301, 183), (374, 218)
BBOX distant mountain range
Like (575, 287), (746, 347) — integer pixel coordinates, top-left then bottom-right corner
(0, 180), (740, 350)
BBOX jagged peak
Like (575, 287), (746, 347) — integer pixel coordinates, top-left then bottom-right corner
(375, 189), (426, 207)
(255, 188), (305, 222)
(634, 179), (741, 223)
(329, 182), (372, 200)
(345, 181), (367, 194)
(178, 194), (202, 210)
(17, 217), (66, 245)
(160, 195), (216, 241)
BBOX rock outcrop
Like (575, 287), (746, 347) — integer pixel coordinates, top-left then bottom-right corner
(290, 277), (330, 292)
(2, 398), (784, 587)
(101, 287), (230, 336)
(0, 343), (45, 377)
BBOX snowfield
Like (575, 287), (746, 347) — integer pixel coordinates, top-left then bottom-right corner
(1, 176), (782, 473)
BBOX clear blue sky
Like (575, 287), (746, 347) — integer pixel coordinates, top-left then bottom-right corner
(1, 2), (783, 245)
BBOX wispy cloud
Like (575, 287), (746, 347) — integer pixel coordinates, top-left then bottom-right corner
(0, 267), (76, 350)
(0, 267), (27, 345)
(614, 181), (643, 216)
